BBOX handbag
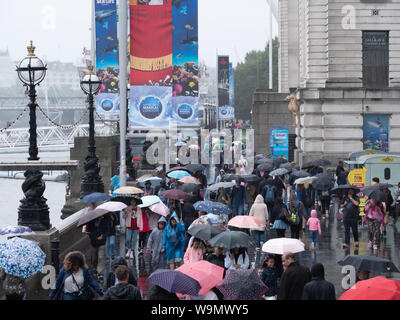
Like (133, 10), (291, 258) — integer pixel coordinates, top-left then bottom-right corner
(71, 273), (96, 301)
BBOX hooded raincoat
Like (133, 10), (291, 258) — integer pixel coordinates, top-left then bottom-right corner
(249, 195), (269, 232)
(147, 216), (167, 265)
(161, 212), (185, 261)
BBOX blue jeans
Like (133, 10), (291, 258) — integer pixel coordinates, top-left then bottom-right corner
(105, 235), (118, 258)
(233, 204), (245, 216)
(252, 230), (265, 248)
(309, 230), (318, 244)
(63, 293), (81, 301)
(126, 228), (138, 251)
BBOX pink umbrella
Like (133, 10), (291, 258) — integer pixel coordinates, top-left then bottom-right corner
(148, 201), (169, 217)
(176, 260), (224, 296)
(228, 216), (266, 229)
(179, 176), (201, 184)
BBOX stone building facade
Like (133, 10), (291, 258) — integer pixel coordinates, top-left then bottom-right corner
(278, 0), (400, 166)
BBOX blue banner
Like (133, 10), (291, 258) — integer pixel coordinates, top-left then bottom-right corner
(171, 96), (198, 125)
(219, 106), (234, 120)
(95, 0), (119, 114)
(229, 62), (234, 107)
(363, 114), (389, 152)
(271, 129), (289, 159)
(129, 86), (172, 127)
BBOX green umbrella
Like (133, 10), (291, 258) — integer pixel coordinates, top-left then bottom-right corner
(208, 231), (255, 249)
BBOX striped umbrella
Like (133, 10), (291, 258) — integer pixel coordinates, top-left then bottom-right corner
(148, 269), (201, 296)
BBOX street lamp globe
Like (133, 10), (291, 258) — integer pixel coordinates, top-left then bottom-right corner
(16, 41), (47, 86)
(80, 63), (101, 95)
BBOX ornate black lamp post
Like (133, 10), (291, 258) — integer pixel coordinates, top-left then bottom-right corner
(80, 63), (104, 198)
(16, 41), (50, 231)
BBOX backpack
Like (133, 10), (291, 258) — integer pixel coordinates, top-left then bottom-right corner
(290, 204), (301, 225)
(302, 189), (313, 208)
(279, 205), (291, 223)
(264, 185), (276, 202)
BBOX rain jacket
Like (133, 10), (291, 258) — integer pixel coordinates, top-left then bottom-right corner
(249, 195), (269, 231)
(0, 268), (25, 296)
(231, 185), (247, 208)
(260, 266), (278, 297)
(183, 245), (204, 264)
(104, 283), (142, 300)
(105, 257), (137, 289)
(307, 210), (321, 233)
(147, 216), (167, 265)
(162, 212), (185, 261)
(123, 205), (144, 231)
(110, 175), (120, 196)
(302, 276), (336, 300)
(224, 250), (250, 270)
(278, 262), (312, 300)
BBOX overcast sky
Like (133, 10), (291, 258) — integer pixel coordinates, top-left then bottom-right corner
(0, 0), (277, 67)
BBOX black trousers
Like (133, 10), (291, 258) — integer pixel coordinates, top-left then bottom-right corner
(276, 229), (286, 238)
(343, 219), (359, 245)
(139, 231), (149, 249)
(290, 224), (301, 239)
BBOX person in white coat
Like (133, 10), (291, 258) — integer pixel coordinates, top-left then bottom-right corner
(248, 194), (269, 250)
(224, 247), (249, 270)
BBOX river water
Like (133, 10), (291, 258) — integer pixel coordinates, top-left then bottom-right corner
(0, 151), (70, 228)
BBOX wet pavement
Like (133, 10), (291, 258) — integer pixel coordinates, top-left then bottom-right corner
(116, 199), (400, 300)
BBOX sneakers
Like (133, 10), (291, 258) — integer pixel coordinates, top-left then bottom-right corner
(373, 244), (378, 250)
(125, 249), (131, 259)
(129, 250), (134, 259)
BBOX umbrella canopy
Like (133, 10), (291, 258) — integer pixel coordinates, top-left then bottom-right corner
(0, 226), (34, 237)
(166, 166), (191, 174)
(312, 173), (334, 191)
(269, 168), (289, 177)
(193, 201), (232, 215)
(96, 201), (127, 212)
(185, 164), (205, 174)
(148, 201), (170, 217)
(240, 174), (261, 183)
(330, 184), (361, 195)
(137, 175), (162, 184)
(228, 216), (266, 229)
(113, 186), (143, 195)
(160, 189), (189, 201)
(361, 183), (394, 195)
(262, 238), (305, 254)
(175, 141), (186, 147)
(338, 276), (400, 300)
(77, 208), (109, 227)
(189, 144), (200, 150)
(178, 183), (202, 193)
(255, 158), (273, 166)
(148, 269), (201, 296)
(338, 255), (400, 273)
(190, 214), (229, 228)
(176, 261), (224, 296)
(187, 224), (225, 241)
(311, 158), (331, 167)
(217, 268), (268, 300)
(81, 192), (111, 204)
(222, 174), (240, 182)
(207, 182), (236, 192)
(291, 170), (311, 178)
(279, 162), (294, 172)
(110, 195), (142, 206)
(166, 170), (192, 180)
(179, 176), (201, 184)
(273, 157), (287, 168)
(0, 237), (46, 279)
(367, 190), (387, 202)
(294, 176), (318, 185)
(138, 195), (161, 208)
(257, 162), (274, 172)
(208, 231), (254, 249)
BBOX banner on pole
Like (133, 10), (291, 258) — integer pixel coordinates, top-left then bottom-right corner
(218, 56), (230, 107)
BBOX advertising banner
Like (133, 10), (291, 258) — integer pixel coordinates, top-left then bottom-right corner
(129, 86), (172, 127)
(218, 56), (230, 107)
(130, 4), (172, 86)
(219, 106), (235, 120)
(229, 62), (234, 107)
(95, 0), (120, 114)
(347, 167), (367, 188)
(271, 129), (289, 159)
(172, 96), (199, 125)
(363, 114), (389, 152)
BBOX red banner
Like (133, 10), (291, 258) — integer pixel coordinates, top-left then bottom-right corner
(130, 4), (172, 86)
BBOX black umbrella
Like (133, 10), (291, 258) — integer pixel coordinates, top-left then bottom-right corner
(312, 173), (334, 191)
(273, 157), (287, 168)
(208, 231), (255, 249)
(311, 159), (331, 167)
(291, 170), (311, 178)
(338, 255), (400, 273)
(367, 190), (387, 202)
(257, 162), (274, 172)
(187, 224), (225, 241)
(111, 195), (142, 205)
(241, 174), (261, 183)
(329, 184), (361, 195)
(185, 164), (205, 174)
(223, 174), (240, 182)
(255, 158), (273, 166)
(361, 183), (394, 195)
(279, 162), (294, 172)
(178, 183), (202, 193)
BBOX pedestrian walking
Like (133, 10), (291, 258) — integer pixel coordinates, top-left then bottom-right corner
(216, 187), (231, 206)
(382, 187), (393, 236)
(341, 188), (360, 249)
(161, 212), (186, 270)
(183, 238), (205, 264)
(248, 194), (269, 249)
(224, 247), (250, 270)
(123, 198), (140, 259)
(302, 263), (336, 300)
(103, 265), (142, 300)
(0, 267), (26, 300)
(307, 210), (321, 249)
(215, 169), (225, 184)
(364, 199), (385, 250)
(105, 257), (137, 289)
(138, 207), (150, 255)
(245, 183), (256, 214)
(104, 212), (119, 260)
(50, 251), (103, 300)
(278, 252), (311, 300)
(143, 181), (154, 196)
(206, 246), (226, 269)
(390, 182), (400, 226)
(231, 180), (247, 216)
(147, 216), (167, 269)
(86, 216), (107, 280)
(271, 198), (289, 238)
(259, 255), (278, 300)
(288, 191), (306, 239)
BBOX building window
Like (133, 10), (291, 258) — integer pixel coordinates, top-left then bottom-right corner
(384, 168), (391, 180)
(362, 31), (389, 89)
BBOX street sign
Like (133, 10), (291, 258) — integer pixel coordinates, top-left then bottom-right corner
(271, 129), (289, 159)
(347, 167), (368, 188)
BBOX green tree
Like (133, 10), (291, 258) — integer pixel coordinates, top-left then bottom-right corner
(234, 38), (279, 121)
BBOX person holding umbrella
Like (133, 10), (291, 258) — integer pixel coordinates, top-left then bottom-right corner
(231, 179), (247, 217)
(86, 216), (108, 280)
(143, 181), (154, 196)
(271, 197), (290, 238)
(340, 188), (360, 249)
(161, 212), (186, 270)
(224, 247), (250, 270)
(216, 187), (231, 206)
(123, 198), (141, 259)
(206, 246), (226, 269)
(390, 181), (400, 226)
(248, 194), (269, 250)
(215, 169), (225, 184)
(364, 198), (385, 250)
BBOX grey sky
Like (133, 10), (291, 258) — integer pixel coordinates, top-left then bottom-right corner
(0, 0), (277, 67)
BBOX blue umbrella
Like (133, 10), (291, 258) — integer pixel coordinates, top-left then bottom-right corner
(0, 237), (46, 279)
(0, 226), (34, 237)
(193, 201), (232, 215)
(167, 170), (192, 180)
(148, 269), (201, 296)
(81, 192), (111, 203)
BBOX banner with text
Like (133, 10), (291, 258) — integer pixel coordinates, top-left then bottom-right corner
(218, 56), (230, 107)
(229, 62), (234, 107)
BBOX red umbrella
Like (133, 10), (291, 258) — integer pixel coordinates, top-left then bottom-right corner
(179, 176), (201, 185)
(338, 276), (400, 300)
(160, 189), (189, 201)
(176, 261), (224, 296)
(132, 157), (142, 162)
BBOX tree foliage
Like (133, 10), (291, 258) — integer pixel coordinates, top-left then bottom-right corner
(234, 38), (279, 121)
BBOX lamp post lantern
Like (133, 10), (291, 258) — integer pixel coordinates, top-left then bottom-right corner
(80, 62), (104, 198)
(16, 41), (50, 231)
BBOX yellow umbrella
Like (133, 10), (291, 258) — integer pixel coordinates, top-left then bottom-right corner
(113, 186), (143, 195)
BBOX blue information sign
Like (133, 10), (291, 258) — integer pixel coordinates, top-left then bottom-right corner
(271, 129), (289, 159)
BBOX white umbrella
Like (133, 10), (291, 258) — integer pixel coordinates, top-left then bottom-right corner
(294, 176), (318, 185)
(96, 201), (127, 212)
(189, 144), (200, 150)
(262, 238), (305, 254)
(148, 201), (169, 217)
(138, 195), (161, 208)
